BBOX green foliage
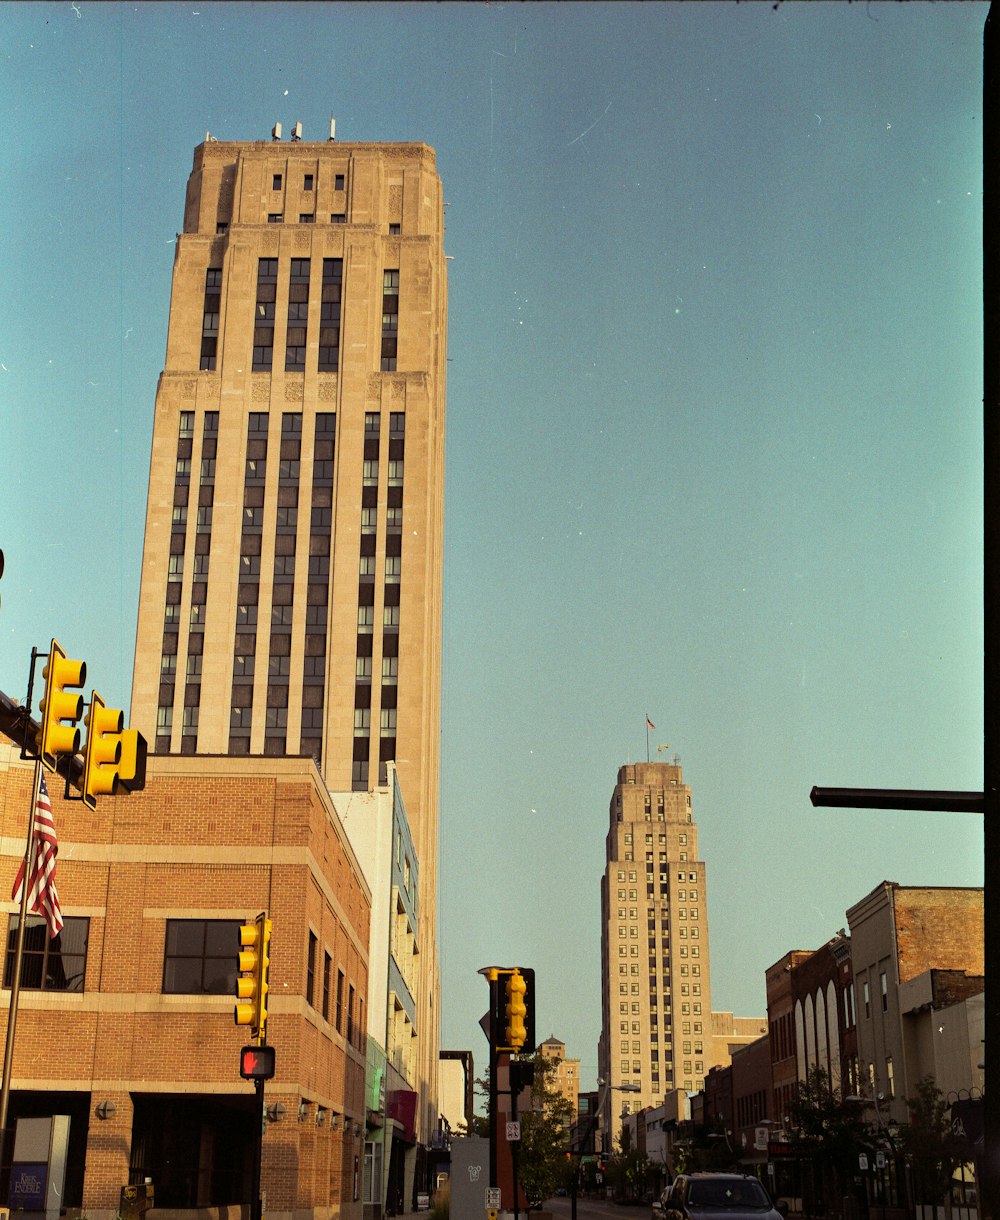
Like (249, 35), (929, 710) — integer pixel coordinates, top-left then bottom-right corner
(516, 1054), (576, 1205)
(787, 1065), (871, 1214)
(901, 1076), (973, 1205)
(605, 1136), (656, 1200)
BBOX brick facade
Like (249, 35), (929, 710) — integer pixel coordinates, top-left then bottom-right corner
(0, 746), (370, 1220)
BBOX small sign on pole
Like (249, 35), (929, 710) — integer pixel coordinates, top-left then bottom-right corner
(859, 1153), (869, 1171)
(506, 1121), (521, 1142)
(486, 1188), (501, 1209)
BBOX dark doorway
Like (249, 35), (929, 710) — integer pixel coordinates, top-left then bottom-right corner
(130, 1092), (257, 1207)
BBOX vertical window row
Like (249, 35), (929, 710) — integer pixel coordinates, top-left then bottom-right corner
(229, 413), (268, 754)
(181, 412), (218, 754)
(252, 259), (277, 371)
(301, 412), (336, 763)
(318, 258), (343, 372)
(264, 413), (301, 756)
(380, 269), (398, 371)
(200, 267), (221, 370)
(379, 412), (405, 782)
(285, 259), (310, 371)
(159, 411), (194, 752)
(353, 411), (380, 791)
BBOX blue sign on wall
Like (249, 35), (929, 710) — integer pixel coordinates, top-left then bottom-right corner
(10, 1162), (48, 1209)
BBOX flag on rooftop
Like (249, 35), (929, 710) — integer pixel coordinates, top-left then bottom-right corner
(646, 716), (655, 730)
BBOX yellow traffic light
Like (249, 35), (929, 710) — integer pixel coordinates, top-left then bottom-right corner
(117, 729), (148, 793)
(36, 640), (86, 772)
(78, 692), (123, 810)
(505, 969), (528, 1051)
(234, 913), (272, 1042)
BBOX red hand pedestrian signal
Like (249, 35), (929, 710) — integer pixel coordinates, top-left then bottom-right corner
(240, 1044), (275, 1080)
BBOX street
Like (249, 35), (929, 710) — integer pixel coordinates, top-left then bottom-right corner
(544, 1198), (650, 1220)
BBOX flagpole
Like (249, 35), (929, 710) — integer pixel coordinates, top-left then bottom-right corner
(0, 757), (43, 1151)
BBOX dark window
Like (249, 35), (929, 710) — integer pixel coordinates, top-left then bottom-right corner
(348, 983), (355, 1044)
(268, 213), (283, 224)
(335, 174), (345, 190)
(336, 968), (345, 1032)
(306, 931), (317, 1005)
(389, 223), (401, 235)
(304, 174), (314, 190)
(323, 952), (331, 1021)
(216, 222), (229, 234)
(162, 919), (241, 994)
(331, 213), (346, 224)
(272, 174), (282, 190)
(4, 916), (88, 992)
(299, 213), (315, 224)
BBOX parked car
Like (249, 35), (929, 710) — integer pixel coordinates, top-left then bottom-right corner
(652, 1186), (674, 1220)
(659, 1174), (788, 1220)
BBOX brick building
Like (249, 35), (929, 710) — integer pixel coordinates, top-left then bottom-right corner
(0, 745), (370, 1220)
(846, 881), (983, 1126)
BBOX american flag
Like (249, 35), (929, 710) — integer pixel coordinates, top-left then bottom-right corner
(11, 772), (64, 940)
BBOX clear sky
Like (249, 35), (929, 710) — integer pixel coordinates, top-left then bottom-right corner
(0, 1), (984, 1091)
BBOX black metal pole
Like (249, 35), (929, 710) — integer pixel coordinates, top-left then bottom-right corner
(488, 974), (498, 1191)
(252, 1077), (265, 1220)
(511, 1072), (520, 1220)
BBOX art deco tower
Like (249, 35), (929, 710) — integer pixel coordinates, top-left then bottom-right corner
(130, 127), (447, 1135)
(598, 761), (715, 1145)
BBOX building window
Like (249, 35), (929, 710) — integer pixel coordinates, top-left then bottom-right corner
(272, 174), (282, 190)
(336, 968), (345, 1032)
(304, 174), (314, 190)
(299, 213), (315, 224)
(306, 931), (317, 1005)
(4, 916), (88, 992)
(268, 213), (283, 223)
(319, 258), (343, 371)
(863, 979), (871, 1019)
(331, 213), (346, 224)
(381, 269), (399, 371)
(335, 174), (345, 190)
(162, 919), (241, 993)
(389, 223), (401, 235)
(880, 970), (888, 1011)
(323, 951), (332, 1021)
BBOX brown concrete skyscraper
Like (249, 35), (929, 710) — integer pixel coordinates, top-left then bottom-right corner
(130, 128), (446, 1141)
(598, 761), (715, 1145)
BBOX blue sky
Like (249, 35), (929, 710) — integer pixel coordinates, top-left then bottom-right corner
(0, 1), (984, 1089)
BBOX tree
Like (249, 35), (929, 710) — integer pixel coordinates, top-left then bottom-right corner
(787, 1066), (870, 1219)
(515, 1054), (576, 1205)
(901, 1076), (974, 1208)
(605, 1137), (655, 1202)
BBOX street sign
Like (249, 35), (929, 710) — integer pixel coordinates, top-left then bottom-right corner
(486, 1188), (501, 1209)
(859, 1153), (869, 1170)
(506, 1121), (521, 1142)
(875, 1151), (885, 1169)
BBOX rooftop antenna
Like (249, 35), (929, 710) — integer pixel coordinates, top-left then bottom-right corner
(329, 115), (336, 142)
(271, 122), (282, 141)
(291, 121), (303, 142)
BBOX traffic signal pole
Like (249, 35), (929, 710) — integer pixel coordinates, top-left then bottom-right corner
(252, 1076), (265, 1220)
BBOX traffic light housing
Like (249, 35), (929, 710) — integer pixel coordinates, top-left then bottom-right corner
(78, 691), (123, 810)
(234, 913), (271, 1043)
(505, 969), (527, 1050)
(117, 728), (148, 793)
(36, 640), (86, 771)
(240, 1044), (276, 1080)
